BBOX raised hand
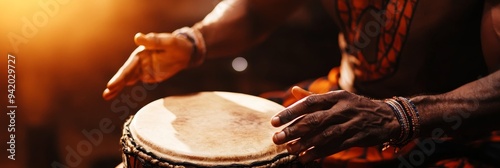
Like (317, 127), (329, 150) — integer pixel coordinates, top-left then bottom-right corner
(103, 32), (194, 100)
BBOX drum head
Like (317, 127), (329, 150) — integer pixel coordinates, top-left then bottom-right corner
(128, 91), (293, 167)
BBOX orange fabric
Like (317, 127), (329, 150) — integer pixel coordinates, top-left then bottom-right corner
(278, 67), (340, 107)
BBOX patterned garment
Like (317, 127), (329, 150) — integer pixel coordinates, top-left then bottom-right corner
(335, 0), (418, 82)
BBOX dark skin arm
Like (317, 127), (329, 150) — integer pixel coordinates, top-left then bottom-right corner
(197, 0), (306, 58)
(103, 0), (306, 100)
(415, 0), (500, 138)
(271, 0), (500, 163)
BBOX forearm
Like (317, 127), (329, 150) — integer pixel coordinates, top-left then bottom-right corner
(192, 0), (305, 59)
(411, 70), (500, 139)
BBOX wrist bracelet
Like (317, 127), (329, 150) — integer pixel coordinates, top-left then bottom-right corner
(173, 27), (207, 67)
(382, 96), (420, 153)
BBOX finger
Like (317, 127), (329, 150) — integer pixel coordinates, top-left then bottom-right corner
(102, 88), (116, 101)
(273, 102), (354, 145)
(103, 69), (139, 100)
(103, 46), (145, 100)
(295, 118), (363, 163)
(298, 147), (331, 164)
(297, 136), (359, 163)
(271, 96), (320, 127)
(271, 91), (346, 127)
(298, 145), (340, 163)
(286, 120), (353, 155)
(134, 32), (173, 50)
(106, 46), (145, 89)
(273, 111), (326, 145)
(139, 52), (155, 83)
(291, 86), (312, 100)
(125, 70), (141, 86)
(103, 59), (141, 100)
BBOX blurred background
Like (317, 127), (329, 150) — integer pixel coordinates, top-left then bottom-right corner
(0, 0), (339, 167)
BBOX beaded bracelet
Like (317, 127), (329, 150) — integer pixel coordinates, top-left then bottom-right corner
(383, 99), (409, 152)
(382, 96), (420, 153)
(172, 27), (207, 67)
(382, 100), (406, 151)
(399, 97), (420, 141)
(394, 98), (414, 146)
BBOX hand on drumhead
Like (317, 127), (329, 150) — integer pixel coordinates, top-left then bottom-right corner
(270, 89), (400, 163)
(103, 32), (193, 100)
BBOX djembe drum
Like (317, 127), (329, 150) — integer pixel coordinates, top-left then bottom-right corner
(118, 92), (301, 168)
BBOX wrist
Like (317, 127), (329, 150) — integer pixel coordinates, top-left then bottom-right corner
(172, 26), (207, 67)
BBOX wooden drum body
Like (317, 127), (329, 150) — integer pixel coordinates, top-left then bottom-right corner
(119, 92), (300, 168)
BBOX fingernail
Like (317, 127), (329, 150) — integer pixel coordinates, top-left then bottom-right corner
(273, 131), (285, 143)
(271, 117), (281, 126)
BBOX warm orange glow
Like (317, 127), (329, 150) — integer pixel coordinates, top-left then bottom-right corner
(0, 1), (219, 167)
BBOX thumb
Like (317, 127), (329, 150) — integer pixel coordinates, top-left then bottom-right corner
(134, 32), (173, 50)
(291, 86), (313, 100)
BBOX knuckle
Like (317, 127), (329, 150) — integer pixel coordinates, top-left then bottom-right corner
(146, 33), (160, 46)
(154, 35), (162, 46)
(328, 126), (344, 138)
(338, 90), (350, 95)
(303, 96), (314, 107)
(343, 104), (354, 112)
(305, 113), (321, 126)
(303, 95), (318, 107)
(280, 109), (294, 123)
(284, 126), (297, 137)
(322, 129), (333, 138)
(335, 90), (351, 98)
(291, 141), (306, 154)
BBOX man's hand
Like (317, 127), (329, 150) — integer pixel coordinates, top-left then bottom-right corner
(102, 32), (193, 100)
(271, 88), (400, 163)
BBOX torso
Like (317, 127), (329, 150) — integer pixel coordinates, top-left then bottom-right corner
(322, 0), (488, 98)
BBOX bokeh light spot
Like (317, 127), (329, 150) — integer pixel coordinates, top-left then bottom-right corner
(232, 57), (248, 72)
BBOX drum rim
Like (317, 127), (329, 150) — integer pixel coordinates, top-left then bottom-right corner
(121, 116), (298, 167)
